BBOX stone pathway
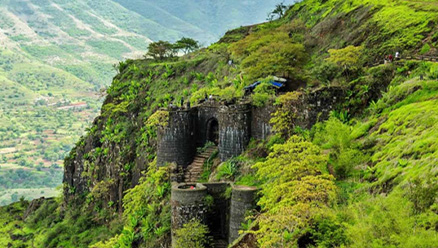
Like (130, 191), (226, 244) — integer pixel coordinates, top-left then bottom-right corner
(184, 146), (217, 183)
(370, 55), (438, 67)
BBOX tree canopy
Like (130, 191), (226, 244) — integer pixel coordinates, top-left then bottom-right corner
(146, 38), (201, 60)
(146, 40), (175, 60)
(268, 2), (288, 20)
(174, 37), (200, 54)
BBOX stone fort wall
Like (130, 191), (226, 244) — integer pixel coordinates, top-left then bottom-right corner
(157, 87), (344, 168)
(157, 102), (272, 167)
(171, 183), (258, 247)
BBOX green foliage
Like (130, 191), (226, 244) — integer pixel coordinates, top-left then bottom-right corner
(250, 80), (276, 107)
(204, 195), (214, 208)
(365, 80), (438, 190)
(312, 117), (367, 179)
(345, 192), (438, 248)
(290, 0), (438, 54)
(117, 161), (171, 247)
(419, 43), (431, 55)
(146, 37), (200, 60)
(216, 158), (240, 180)
(235, 174), (260, 187)
(313, 117), (352, 151)
(235, 32), (307, 81)
(174, 220), (211, 248)
(326, 46), (363, 69)
(326, 45), (364, 78)
(240, 219), (254, 231)
(268, 3), (288, 20)
(174, 37), (201, 54)
(306, 65), (438, 247)
(253, 136), (337, 247)
(3, 0), (438, 247)
(146, 111), (169, 128)
(308, 214), (347, 247)
(407, 176), (438, 214)
(0, 197), (121, 248)
(311, 62), (340, 85)
(146, 41), (175, 60)
(330, 110), (350, 123)
(270, 91), (302, 137)
(199, 149), (219, 182)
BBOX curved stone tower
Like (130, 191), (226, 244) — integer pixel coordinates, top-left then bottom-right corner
(218, 104), (251, 161)
(171, 183), (208, 247)
(157, 109), (195, 167)
(228, 185), (258, 244)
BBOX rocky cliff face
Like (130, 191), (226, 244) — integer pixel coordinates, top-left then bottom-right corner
(61, 53), (393, 217)
(62, 81), (364, 214)
(62, 53), (234, 212)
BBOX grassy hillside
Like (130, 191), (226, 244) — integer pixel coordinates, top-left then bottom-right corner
(0, 0), (278, 206)
(1, 0), (437, 247)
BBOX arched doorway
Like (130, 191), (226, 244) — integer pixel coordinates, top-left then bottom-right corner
(206, 118), (219, 145)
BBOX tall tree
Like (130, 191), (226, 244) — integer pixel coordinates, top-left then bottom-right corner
(268, 2), (288, 20)
(146, 41), (174, 60)
(174, 37), (200, 54)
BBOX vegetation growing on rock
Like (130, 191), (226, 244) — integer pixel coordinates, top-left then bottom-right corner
(1, 0), (438, 247)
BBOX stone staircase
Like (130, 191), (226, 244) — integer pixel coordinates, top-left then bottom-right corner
(184, 146), (217, 183)
(212, 239), (228, 248)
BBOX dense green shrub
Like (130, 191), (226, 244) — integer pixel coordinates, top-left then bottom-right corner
(253, 136), (337, 247)
(270, 91), (302, 137)
(216, 158), (240, 180)
(230, 27), (307, 81)
(311, 62), (340, 84)
(174, 220), (211, 248)
(345, 192), (438, 248)
(250, 81), (276, 107)
(326, 45), (364, 79)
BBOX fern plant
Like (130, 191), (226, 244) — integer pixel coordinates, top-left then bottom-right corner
(216, 159), (239, 180)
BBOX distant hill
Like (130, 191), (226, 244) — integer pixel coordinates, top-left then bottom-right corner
(0, 0), (281, 206)
(113, 0), (282, 44)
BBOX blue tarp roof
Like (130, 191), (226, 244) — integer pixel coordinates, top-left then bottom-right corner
(244, 81), (284, 90)
(270, 81), (284, 88)
(244, 81), (261, 89)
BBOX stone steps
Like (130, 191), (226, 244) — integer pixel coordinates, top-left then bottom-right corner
(183, 146), (217, 183)
(212, 239), (228, 248)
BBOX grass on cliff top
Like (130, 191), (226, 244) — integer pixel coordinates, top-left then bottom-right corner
(364, 79), (438, 191)
(298, 61), (438, 247)
(288, 0), (438, 55)
(345, 73), (438, 247)
(322, 61), (438, 193)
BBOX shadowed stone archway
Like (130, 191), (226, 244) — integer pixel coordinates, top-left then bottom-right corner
(206, 118), (219, 145)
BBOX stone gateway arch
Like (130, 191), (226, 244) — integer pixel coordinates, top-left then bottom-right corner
(156, 101), (273, 167)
